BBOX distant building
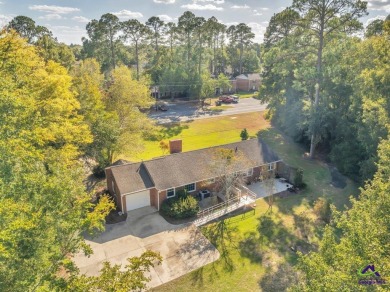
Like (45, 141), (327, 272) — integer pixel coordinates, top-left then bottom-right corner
(235, 73), (261, 92)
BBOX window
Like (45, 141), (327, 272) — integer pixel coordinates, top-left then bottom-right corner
(246, 168), (253, 177)
(184, 183), (195, 192)
(268, 163), (275, 171)
(167, 188), (175, 198)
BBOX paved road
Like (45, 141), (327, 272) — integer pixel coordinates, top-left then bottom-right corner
(149, 97), (267, 124)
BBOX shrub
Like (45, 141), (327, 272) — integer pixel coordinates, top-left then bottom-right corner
(240, 128), (249, 140)
(160, 192), (199, 219)
(313, 197), (331, 223)
(294, 168), (306, 188)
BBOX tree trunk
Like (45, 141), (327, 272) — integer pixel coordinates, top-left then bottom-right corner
(309, 28), (324, 159)
(110, 30), (116, 69)
(239, 42), (243, 74)
(135, 41), (139, 80)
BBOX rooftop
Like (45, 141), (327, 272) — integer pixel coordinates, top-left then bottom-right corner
(107, 138), (280, 195)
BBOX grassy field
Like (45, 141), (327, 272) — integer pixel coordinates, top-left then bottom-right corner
(148, 124), (358, 291)
(120, 111), (269, 161)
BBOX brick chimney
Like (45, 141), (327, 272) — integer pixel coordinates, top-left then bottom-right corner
(169, 139), (182, 154)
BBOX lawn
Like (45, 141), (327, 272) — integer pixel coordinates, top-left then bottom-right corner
(120, 111), (269, 161)
(236, 91), (257, 99)
(150, 127), (358, 292)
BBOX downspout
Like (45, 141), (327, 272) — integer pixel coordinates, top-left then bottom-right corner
(121, 194), (124, 213)
(157, 191), (160, 211)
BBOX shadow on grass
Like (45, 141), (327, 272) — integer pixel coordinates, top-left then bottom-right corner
(201, 220), (237, 273)
(144, 123), (190, 141)
(258, 263), (299, 292)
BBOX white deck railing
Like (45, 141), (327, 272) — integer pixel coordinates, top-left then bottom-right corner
(194, 186), (256, 226)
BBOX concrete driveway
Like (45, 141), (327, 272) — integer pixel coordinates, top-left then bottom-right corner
(73, 206), (220, 289)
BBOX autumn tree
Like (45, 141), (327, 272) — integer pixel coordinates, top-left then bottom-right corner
(0, 30), (114, 291)
(104, 66), (154, 164)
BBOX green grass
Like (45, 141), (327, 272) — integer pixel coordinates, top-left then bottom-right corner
(236, 91), (256, 99)
(151, 127), (358, 292)
(208, 105), (233, 111)
(119, 111), (269, 161)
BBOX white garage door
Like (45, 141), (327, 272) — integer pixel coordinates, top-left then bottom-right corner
(126, 190), (150, 212)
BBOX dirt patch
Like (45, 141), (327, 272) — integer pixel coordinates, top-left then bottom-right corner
(329, 165), (347, 188)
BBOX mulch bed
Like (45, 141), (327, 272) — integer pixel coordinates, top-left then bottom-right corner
(159, 211), (195, 225)
(106, 208), (127, 224)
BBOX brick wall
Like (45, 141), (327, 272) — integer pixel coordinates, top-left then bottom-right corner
(150, 188), (158, 208)
(105, 168), (122, 212)
(236, 78), (249, 91)
(169, 139), (182, 154)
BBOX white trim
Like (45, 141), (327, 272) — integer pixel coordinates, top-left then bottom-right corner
(184, 183), (196, 193)
(157, 191), (160, 211)
(121, 187), (153, 197)
(167, 188), (175, 198)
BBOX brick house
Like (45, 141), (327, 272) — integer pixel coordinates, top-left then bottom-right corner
(235, 73), (261, 91)
(105, 139), (284, 213)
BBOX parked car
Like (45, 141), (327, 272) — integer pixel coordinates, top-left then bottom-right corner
(231, 95), (239, 103)
(157, 104), (168, 111)
(219, 95), (234, 103)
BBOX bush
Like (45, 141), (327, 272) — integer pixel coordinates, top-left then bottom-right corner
(313, 197), (331, 223)
(240, 128), (249, 140)
(161, 192), (199, 219)
(294, 168), (306, 188)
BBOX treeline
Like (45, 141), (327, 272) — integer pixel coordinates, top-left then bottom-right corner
(7, 12), (261, 98)
(260, 2), (389, 182)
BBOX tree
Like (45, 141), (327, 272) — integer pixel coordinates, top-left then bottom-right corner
(292, 138), (390, 291)
(68, 251), (162, 291)
(210, 148), (251, 200)
(365, 19), (385, 38)
(227, 23), (255, 74)
(264, 8), (300, 49)
(146, 16), (165, 53)
(292, 0), (367, 158)
(199, 73), (216, 107)
(104, 66), (154, 164)
(85, 13), (120, 71)
(240, 128), (249, 140)
(8, 15), (51, 43)
(0, 30), (114, 291)
(178, 11), (198, 71)
(70, 58), (119, 172)
(121, 19), (150, 80)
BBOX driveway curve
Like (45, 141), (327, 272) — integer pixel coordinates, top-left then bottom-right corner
(73, 206), (220, 289)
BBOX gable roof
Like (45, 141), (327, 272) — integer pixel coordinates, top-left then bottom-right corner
(107, 138), (280, 195)
(110, 162), (154, 195)
(235, 74), (248, 80)
(247, 73), (261, 80)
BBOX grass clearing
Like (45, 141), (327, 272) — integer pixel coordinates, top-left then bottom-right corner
(120, 111), (269, 161)
(151, 126), (358, 292)
(208, 105), (234, 111)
